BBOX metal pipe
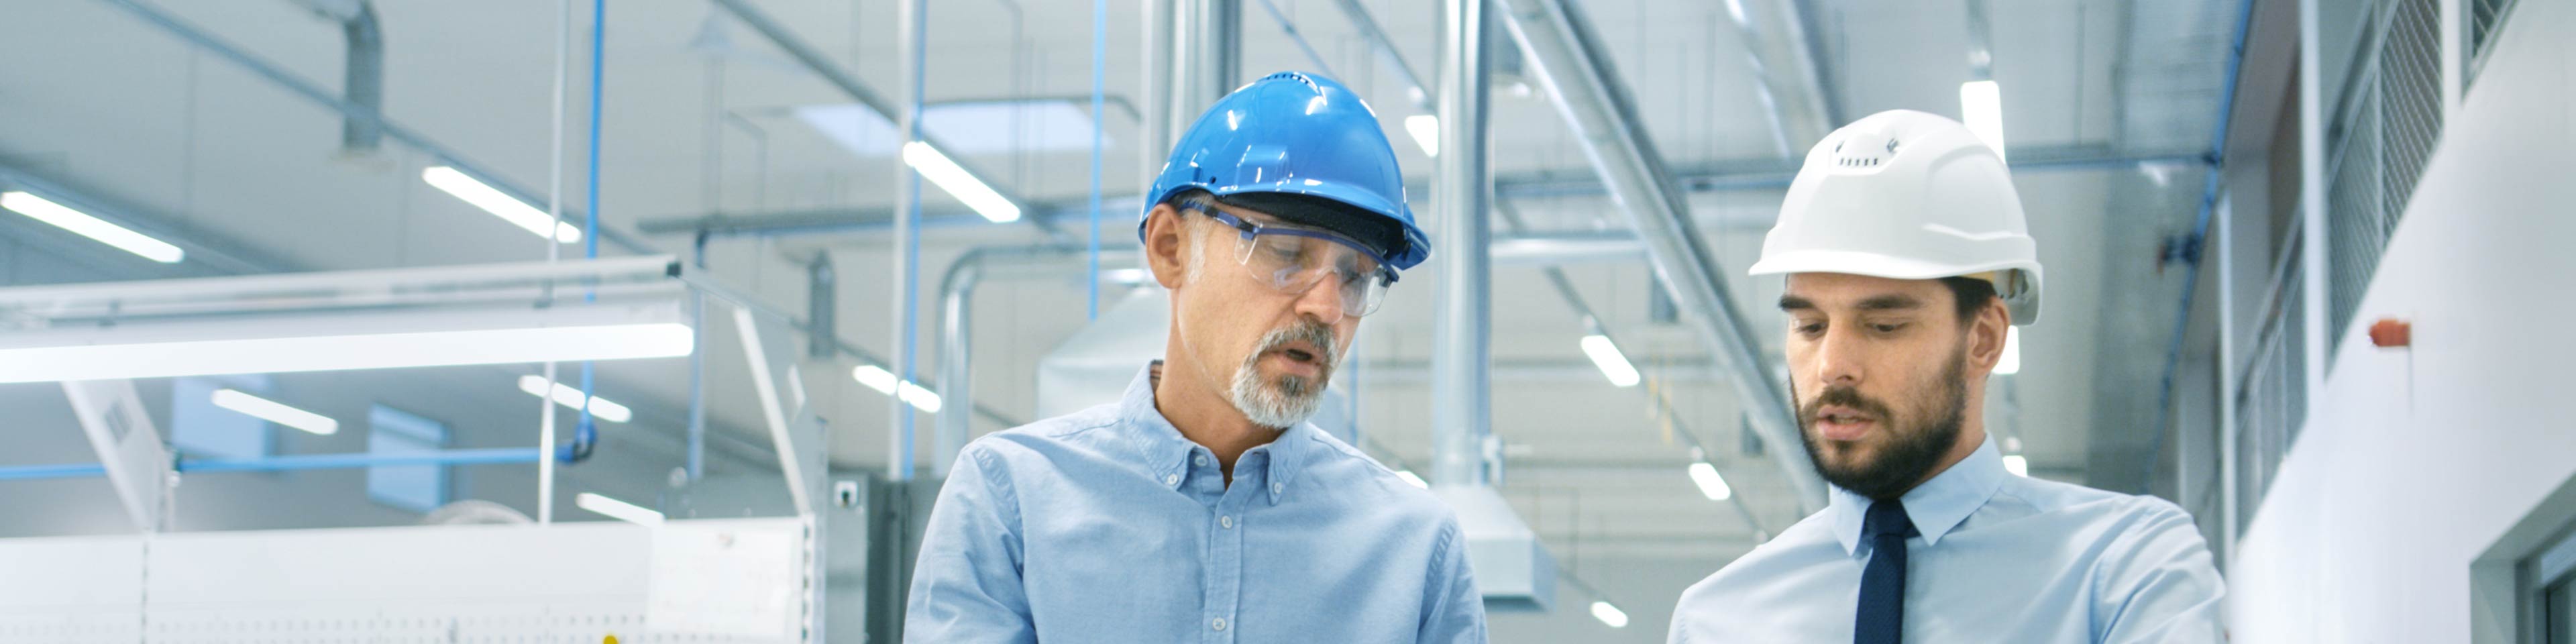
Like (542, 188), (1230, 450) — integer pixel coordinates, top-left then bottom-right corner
(932, 245), (1144, 476)
(1497, 0), (1827, 512)
(1429, 0), (1493, 488)
(1171, 0), (1241, 136)
(98, 0), (652, 255)
(1141, 0), (1177, 194)
(890, 0), (928, 482)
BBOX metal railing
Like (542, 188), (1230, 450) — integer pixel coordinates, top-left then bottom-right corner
(2234, 224), (2307, 536)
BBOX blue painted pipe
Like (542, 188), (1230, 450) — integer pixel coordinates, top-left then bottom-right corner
(0, 447), (545, 481)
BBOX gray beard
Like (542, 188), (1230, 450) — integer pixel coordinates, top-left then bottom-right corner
(1229, 361), (1323, 429)
(1226, 322), (1336, 429)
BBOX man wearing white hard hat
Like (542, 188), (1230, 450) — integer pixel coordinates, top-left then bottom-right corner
(1666, 110), (2224, 643)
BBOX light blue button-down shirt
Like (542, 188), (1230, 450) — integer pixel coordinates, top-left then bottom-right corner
(905, 363), (1487, 643)
(1668, 437), (2225, 643)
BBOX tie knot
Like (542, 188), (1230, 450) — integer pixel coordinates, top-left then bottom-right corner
(1863, 500), (1918, 541)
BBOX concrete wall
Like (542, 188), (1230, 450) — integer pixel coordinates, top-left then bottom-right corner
(2226, 1), (2576, 639)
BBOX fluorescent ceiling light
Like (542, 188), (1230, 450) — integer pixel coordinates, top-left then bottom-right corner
(0, 322), (694, 384)
(1578, 334), (1642, 388)
(853, 364), (943, 413)
(902, 142), (1021, 223)
(1686, 461), (1733, 501)
(1, 191), (184, 264)
(421, 166), (582, 244)
(209, 388), (338, 435)
(1959, 80), (2008, 162)
(1590, 601), (1629, 629)
(574, 492), (663, 526)
(2002, 454), (2030, 477)
(1994, 327), (2022, 375)
(1403, 115), (1439, 158)
(517, 375), (633, 423)
(1395, 470), (1429, 489)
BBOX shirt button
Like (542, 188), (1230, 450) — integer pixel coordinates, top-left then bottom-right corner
(1219, 515), (1234, 529)
(1164, 474), (1179, 486)
(1212, 617), (1228, 631)
(1195, 455), (1208, 467)
(1271, 482), (1283, 494)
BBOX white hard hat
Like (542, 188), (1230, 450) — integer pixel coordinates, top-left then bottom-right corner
(1748, 109), (2043, 325)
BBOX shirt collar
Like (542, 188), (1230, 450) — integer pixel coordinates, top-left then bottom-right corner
(1115, 362), (1312, 505)
(1828, 435), (2009, 556)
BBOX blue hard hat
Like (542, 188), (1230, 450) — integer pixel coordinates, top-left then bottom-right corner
(1140, 71), (1430, 270)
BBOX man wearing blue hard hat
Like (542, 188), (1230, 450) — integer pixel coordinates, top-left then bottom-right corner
(904, 72), (1484, 643)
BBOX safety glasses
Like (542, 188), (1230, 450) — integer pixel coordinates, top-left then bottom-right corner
(1181, 201), (1397, 319)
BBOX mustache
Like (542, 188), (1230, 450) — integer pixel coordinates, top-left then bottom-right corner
(1799, 385), (1891, 424)
(1254, 319), (1339, 370)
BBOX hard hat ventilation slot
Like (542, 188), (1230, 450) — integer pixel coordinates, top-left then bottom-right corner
(1258, 71), (1320, 91)
(1828, 136), (1900, 168)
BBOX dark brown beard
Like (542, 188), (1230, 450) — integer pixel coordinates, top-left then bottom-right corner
(1793, 346), (1970, 501)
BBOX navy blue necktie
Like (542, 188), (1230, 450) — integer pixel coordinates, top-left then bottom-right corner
(1856, 499), (1919, 644)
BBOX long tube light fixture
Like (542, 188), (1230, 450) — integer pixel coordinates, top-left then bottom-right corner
(574, 492), (663, 526)
(1960, 80), (2008, 162)
(518, 375), (633, 423)
(1686, 460), (1734, 501)
(1578, 333), (1642, 388)
(1590, 600), (1629, 628)
(0, 322), (693, 384)
(902, 142), (1021, 223)
(1, 191), (184, 263)
(421, 166), (582, 243)
(853, 364), (943, 413)
(210, 388), (339, 435)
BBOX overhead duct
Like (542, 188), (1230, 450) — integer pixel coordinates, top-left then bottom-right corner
(1496, 0), (1829, 512)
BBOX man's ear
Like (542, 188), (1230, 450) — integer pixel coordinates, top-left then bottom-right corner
(1142, 203), (1190, 290)
(1969, 299), (2011, 373)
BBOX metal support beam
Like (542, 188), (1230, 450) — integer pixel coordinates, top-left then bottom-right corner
(1497, 0), (1827, 513)
(1430, 0), (1494, 489)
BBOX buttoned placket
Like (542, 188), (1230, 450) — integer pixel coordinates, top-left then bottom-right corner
(1191, 446), (1271, 643)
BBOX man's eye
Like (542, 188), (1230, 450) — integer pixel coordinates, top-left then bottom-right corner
(1871, 323), (1907, 333)
(1794, 322), (1825, 335)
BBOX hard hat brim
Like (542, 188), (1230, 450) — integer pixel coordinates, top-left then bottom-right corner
(1748, 249), (2042, 325)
